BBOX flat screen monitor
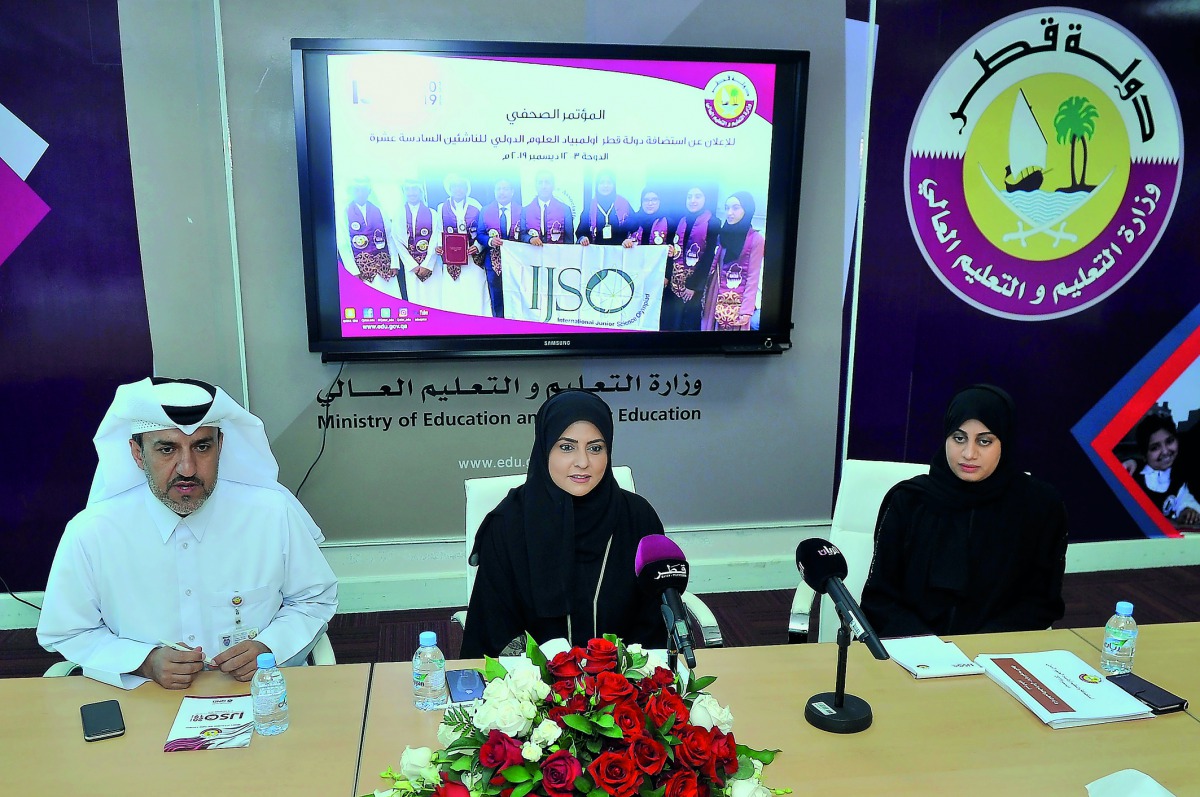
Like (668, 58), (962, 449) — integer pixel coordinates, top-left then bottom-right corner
(291, 38), (809, 360)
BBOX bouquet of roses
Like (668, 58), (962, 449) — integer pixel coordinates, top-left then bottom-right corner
(369, 634), (781, 797)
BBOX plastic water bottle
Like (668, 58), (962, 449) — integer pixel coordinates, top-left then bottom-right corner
(1100, 601), (1138, 675)
(251, 652), (289, 735)
(413, 631), (449, 711)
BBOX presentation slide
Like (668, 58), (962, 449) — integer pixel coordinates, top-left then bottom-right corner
(324, 52), (777, 337)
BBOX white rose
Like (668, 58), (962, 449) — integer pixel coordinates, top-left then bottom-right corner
(436, 721), (459, 748)
(690, 693), (735, 733)
(506, 663), (551, 702)
(728, 777), (770, 797)
(399, 746), (439, 787)
(483, 678), (516, 703)
(530, 718), (563, 747)
(521, 741), (544, 761)
(473, 695), (538, 737)
(627, 643), (645, 655)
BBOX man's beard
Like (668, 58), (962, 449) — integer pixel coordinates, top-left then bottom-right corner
(148, 471), (216, 515)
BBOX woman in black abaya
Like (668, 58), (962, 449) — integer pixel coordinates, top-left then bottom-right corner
(860, 385), (1068, 637)
(460, 390), (668, 657)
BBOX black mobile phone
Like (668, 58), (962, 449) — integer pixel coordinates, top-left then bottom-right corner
(1108, 672), (1189, 715)
(80, 699), (126, 742)
(446, 669), (486, 703)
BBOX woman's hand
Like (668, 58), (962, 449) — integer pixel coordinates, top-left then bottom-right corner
(622, 238), (635, 249)
(1178, 507), (1200, 526)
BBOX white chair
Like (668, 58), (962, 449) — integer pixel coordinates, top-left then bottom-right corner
(43, 660), (81, 677)
(44, 631), (335, 676)
(455, 467), (723, 647)
(307, 631), (336, 665)
(790, 459), (928, 643)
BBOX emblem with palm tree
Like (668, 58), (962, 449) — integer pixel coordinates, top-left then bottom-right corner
(1053, 96), (1100, 193)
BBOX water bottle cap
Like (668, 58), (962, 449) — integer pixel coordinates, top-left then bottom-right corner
(256, 652), (277, 669)
(1116, 601), (1134, 616)
(419, 631), (437, 647)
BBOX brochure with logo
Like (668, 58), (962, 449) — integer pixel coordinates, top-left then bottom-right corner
(164, 694), (254, 751)
(975, 650), (1154, 729)
(882, 635), (984, 678)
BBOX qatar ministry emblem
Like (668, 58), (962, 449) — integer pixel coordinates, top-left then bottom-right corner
(905, 8), (1182, 320)
(704, 71), (756, 129)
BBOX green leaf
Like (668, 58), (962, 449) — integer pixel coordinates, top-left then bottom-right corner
(526, 632), (549, 677)
(585, 737), (603, 754)
(735, 745), (779, 765)
(511, 781), (537, 797)
(593, 713), (616, 728)
(450, 757), (475, 772)
(563, 714), (594, 735)
(574, 777), (593, 792)
(483, 656), (508, 681)
(587, 788), (609, 797)
(689, 675), (716, 693)
(597, 725), (625, 739)
(640, 786), (666, 797)
(657, 712), (676, 735)
(501, 764), (532, 783)
(732, 758), (755, 780)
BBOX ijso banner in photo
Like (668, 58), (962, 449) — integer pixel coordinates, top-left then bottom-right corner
(501, 242), (667, 331)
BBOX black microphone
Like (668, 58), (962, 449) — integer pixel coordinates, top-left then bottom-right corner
(796, 538), (889, 660)
(635, 535), (697, 669)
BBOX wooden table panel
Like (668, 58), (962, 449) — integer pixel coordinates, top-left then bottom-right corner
(359, 632), (1200, 797)
(0, 663), (370, 797)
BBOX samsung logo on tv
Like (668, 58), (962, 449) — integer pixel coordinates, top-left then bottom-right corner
(543, 340), (571, 347)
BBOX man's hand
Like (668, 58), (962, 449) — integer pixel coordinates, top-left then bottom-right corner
(415, 266), (433, 281)
(489, 237), (503, 249)
(137, 644), (205, 690)
(529, 234), (543, 247)
(213, 640), (271, 682)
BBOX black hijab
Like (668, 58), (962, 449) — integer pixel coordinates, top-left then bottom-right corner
(677, 186), (711, 243)
(717, 191), (756, 263)
(915, 383), (1018, 509)
(518, 389), (624, 618)
(629, 186), (667, 238)
(890, 384), (1019, 594)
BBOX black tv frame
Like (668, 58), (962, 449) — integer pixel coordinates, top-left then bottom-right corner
(292, 38), (808, 362)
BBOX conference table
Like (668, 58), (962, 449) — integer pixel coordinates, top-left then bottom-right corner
(3, 627), (1198, 797)
(0, 662), (371, 795)
(358, 628), (1200, 797)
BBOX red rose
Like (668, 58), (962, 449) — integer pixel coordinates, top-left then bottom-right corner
(583, 638), (619, 674)
(674, 725), (714, 769)
(550, 693), (589, 727)
(541, 750), (584, 797)
(548, 648), (585, 678)
(479, 729), (523, 771)
(611, 698), (646, 739)
(629, 735), (667, 775)
(596, 671), (637, 705)
(645, 690), (690, 731)
(664, 768), (709, 797)
(433, 775), (470, 797)
(709, 730), (739, 782)
(650, 667), (676, 687)
(551, 678), (577, 703)
(587, 751), (644, 797)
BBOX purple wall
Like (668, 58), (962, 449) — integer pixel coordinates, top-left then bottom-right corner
(849, 1), (1199, 542)
(0, 0), (152, 589)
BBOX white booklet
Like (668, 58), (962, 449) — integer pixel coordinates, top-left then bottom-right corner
(164, 694), (255, 751)
(975, 650), (1154, 728)
(882, 635), (984, 678)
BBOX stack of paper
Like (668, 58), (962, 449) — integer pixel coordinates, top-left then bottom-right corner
(882, 635), (984, 678)
(975, 650), (1154, 728)
(164, 694), (254, 751)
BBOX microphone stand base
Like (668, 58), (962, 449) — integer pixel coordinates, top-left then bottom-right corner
(804, 692), (873, 734)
